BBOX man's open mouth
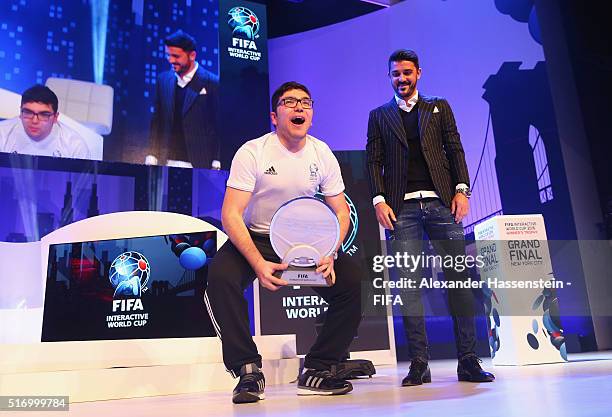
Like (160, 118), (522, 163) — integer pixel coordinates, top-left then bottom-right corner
(291, 116), (305, 125)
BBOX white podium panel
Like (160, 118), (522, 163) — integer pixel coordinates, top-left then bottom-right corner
(0, 336), (298, 402)
(0, 212), (300, 401)
(475, 215), (567, 365)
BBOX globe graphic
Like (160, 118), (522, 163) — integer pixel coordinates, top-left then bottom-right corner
(109, 251), (150, 298)
(227, 6), (260, 40)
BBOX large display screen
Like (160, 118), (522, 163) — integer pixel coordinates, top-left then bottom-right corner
(0, 0), (269, 169)
(42, 231), (217, 341)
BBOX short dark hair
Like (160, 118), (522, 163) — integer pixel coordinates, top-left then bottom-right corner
(164, 30), (197, 52)
(21, 85), (58, 113)
(388, 49), (419, 72)
(271, 81), (311, 111)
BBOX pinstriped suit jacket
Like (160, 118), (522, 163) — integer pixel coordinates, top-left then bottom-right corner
(366, 94), (470, 214)
(149, 67), (220, 168)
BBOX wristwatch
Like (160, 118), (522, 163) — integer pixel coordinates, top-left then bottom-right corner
(456, 186), (472, 198)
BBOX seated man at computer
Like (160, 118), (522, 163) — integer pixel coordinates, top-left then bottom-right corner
(0, 85), (90, 159)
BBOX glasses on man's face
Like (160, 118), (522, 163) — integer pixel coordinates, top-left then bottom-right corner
(277, 97), (314, 109)
(20, 108), (55, 122)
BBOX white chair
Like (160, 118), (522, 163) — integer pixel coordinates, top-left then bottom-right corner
(0, 87), (21, 119)
(45, 78), (114, 135)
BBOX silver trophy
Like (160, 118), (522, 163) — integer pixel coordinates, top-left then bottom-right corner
(270, 197), (340, 286)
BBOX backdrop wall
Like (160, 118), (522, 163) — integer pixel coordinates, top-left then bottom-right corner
(268, 0), (543, 175)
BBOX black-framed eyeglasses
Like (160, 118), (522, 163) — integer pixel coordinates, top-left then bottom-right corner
(20, 108), (56, 121)
(277, 97), (314, 109)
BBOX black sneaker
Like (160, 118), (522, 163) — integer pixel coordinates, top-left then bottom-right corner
(232, 364), (265, 404)
(297, 368), (353, 396)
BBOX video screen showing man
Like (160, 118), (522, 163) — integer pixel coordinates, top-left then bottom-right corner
(147, 30), (220, 169)
(0, 85), (90, 159)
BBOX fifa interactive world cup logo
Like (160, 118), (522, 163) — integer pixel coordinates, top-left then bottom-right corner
(227, 6), (260, 40)
(109, 251), (150, 299)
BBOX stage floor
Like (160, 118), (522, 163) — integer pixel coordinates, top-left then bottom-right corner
(36, 351), (612, 417)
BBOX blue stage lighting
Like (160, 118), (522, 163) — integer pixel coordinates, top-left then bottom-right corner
(90, 0), (110, 84)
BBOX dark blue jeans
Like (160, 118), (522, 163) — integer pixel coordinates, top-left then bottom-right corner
(389, 198), (476, 361)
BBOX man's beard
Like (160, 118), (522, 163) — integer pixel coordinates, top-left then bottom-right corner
(396, 82), (416, 98)
(174, 62), (192, 75)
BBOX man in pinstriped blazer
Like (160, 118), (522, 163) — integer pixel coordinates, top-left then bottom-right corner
(146, 30), (220, 169)
(366, 49), (494, 386)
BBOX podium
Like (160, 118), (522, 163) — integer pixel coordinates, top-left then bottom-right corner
(475, 215), (567, 365)
(0, 212), (299, 402)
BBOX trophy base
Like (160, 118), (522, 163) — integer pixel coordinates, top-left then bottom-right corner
(279, 266), (330, 287)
